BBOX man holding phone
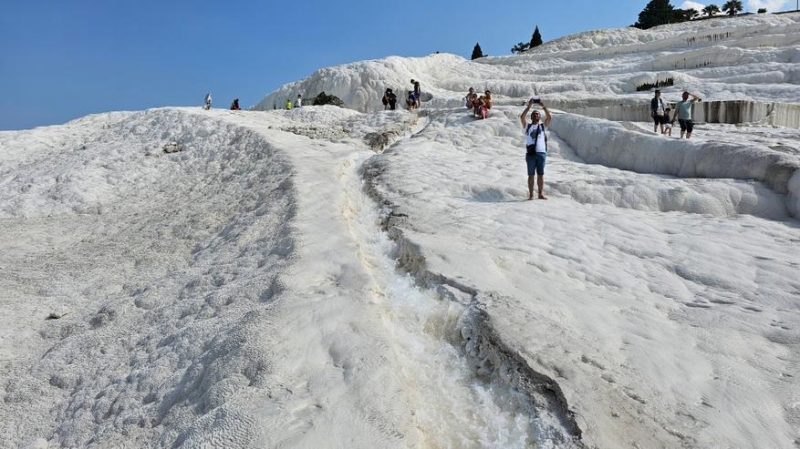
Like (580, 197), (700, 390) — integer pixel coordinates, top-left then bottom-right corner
(520, 98), (552, 200)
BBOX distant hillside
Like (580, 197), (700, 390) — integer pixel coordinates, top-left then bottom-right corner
(253, 12), (800, 113)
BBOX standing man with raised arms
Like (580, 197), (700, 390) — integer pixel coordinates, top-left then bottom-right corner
(520, 98), (552, 200)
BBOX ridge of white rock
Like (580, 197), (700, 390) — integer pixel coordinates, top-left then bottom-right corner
(255, 13), (800, 114)
(2, 10), (800, 449)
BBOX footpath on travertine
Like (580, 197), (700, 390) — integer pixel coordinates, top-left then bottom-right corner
(2, 105), (797, 449)
(357, 105), (800, 449)
(210, 106), (800, 449)
(197, 108), (579, 448)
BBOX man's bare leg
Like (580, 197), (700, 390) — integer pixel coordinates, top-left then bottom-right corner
(537, 175), (547, 199)
(527, 175), (535, 200)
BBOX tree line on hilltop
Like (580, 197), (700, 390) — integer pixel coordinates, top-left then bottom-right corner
(471, 25), (543, 60)
(634, 0), (757, 29)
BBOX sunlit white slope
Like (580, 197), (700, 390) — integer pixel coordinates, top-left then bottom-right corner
(364, 104), (800, 448)
(2, 9), (800, 449)
(0, 107), (577, 448)
(255, 12), (800, 112)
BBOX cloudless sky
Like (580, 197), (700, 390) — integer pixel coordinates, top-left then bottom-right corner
(0, 0), (795, 130)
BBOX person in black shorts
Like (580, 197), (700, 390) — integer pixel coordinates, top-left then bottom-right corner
(675, 91), (702, 139)
(650, 89), (666, 134)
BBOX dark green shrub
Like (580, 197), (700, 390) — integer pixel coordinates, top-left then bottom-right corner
(312, 92), (344, 107)
(636, 77), (674, 91)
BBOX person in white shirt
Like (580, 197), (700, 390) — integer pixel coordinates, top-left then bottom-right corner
(294, 94), (302, 108)
(519, 99), (552, 200)
(204, 93), (212, 110)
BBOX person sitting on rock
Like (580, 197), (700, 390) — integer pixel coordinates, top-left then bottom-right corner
(230, 98), (240, 110)
(382, 88), (397, 110)
(406, 91), (416, 110)
(465, 87), (478, 109)
(474, 95), (488, 119)
(483, 90), (493, 113)
(411, 79), (422, 108)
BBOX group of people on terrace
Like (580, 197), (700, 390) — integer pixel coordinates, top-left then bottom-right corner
(650, 89), (701, 138)
(382, 79), (423, 111)
(464, 88), (493, 119)
(206, 83), (704, 204)
(202, 94), (305, 111)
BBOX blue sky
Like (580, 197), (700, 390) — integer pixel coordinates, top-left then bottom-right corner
(0, 0), (794, 130)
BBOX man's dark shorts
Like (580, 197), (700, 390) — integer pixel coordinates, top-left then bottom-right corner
(678, 118), (694, 133)
(526, 152), (546, 176)
(652, 114), (665, 125)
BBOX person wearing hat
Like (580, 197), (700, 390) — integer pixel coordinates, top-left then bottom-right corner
(382, 88), (397, 110)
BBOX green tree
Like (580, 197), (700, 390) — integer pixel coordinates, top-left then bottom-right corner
(722, 0), (743, 16)
(471, 43), (484, 60)
(702, 4), (720, 17)
(671, 8), (696, 21)
(511, 42), (529, 54)
(529, 26), (543, 48)
(634, 0), (678, 29)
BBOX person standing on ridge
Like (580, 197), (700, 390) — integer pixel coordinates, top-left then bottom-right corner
(482, 90), (493, 118)
(295, 94), (303, 108)
(520, 98), (552, 200)
(230, 98), (240, 110)
(650, 89), (666, 134)
(411, 79), (422, 108)
(675, 91), (701, 139)
(204, 93), (212, 110)
(285, 99), (292, 110)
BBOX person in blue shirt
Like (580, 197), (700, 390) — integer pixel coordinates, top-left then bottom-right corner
(675, 91), (702, 139)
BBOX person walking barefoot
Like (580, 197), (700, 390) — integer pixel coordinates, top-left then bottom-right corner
(520, 99), (552, 200)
